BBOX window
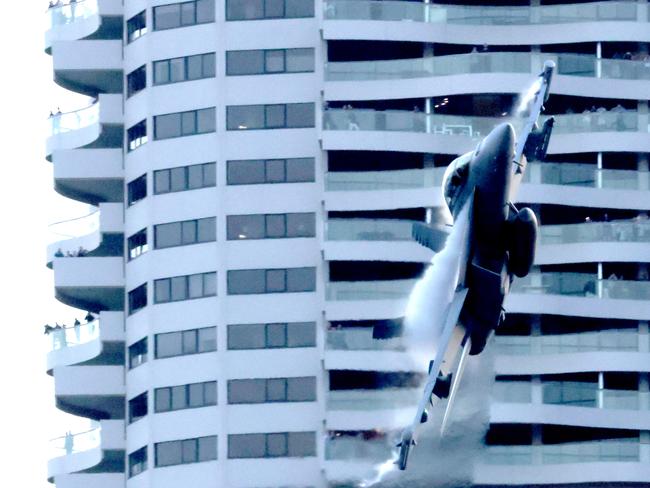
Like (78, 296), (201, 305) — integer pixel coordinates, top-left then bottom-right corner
(227, 103), (314, 130)
(155, 436), (217, 467)
(228, 432), (315, 459)
(228, 377), (315, 404)
(127, 65), (147, 98)
(153, 0), (215, 30)
(128, 446), (147, 478)
(227, 267), (315, 295)
(227, 213), (315, 240)
(155, 381), (216, 412)
(226, 0), (314, 20)
(154, 162), (216, 194)
(129, 392), (148, 423)
(228, 322), (315, 350)
(153, 53), (216, 85)
(127, 174), (147, 205)
(128, 283), (148, 315)
(155, 327), (217, 359)
(127, 120), (148, 152)
(128, 229), (148, 260)
(129, 338), (148, 369)
(227, 157), (314, 185)
(154, 108), (215, 140)
(127, 11), (147, 43)
(154, 272), (216, 303)
(226, 48), (314, 76)
(154, 217), (215, 249)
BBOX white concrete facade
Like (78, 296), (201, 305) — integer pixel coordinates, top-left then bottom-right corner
(44, 0), (650, 487)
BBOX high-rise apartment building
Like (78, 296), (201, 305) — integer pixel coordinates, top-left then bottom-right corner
(45, 0), (650, 486)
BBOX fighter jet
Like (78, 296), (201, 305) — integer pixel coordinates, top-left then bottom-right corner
(396, 61), (555, 471)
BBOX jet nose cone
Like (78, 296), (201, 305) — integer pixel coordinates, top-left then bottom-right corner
(492, 122), (515, 151)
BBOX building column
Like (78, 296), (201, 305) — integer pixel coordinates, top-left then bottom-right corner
(638, 153), (648, 191)
(596, 42), (602, 79)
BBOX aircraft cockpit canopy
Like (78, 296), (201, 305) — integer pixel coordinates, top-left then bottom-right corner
(442, 152), (471, 213)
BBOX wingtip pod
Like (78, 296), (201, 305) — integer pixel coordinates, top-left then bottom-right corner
(396, 427), (415, 471)
(541, 60), (555, 103)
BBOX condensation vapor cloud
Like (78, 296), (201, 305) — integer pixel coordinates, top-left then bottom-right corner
(356, 201), (493, 487)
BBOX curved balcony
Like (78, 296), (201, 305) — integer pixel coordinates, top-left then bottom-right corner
(325, 53), (650, 101)
(53, 148), (123, 204)
(507, 272), (650, 321)
(323, 0), (650, 45)
(322, 109), (650, 155)
(477, 440), (650, 486)
(46, 311), (124, 375)
(47, 203), (123, 267)
(327, 388), (418, 431)
(52, 38), (122, 95)
(54, 362), (124, 419)
(48, 420), (125, 483)
(45, 0), (123, 54)
(46, 94), (123, 161)
(52, 252), (124, 311)
(325, 219), (434, 263)
(521, 162), (650, 210)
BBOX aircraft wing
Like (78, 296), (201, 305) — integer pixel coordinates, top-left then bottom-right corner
(412, 222), (450, 253)
(513, 60), (555, 171)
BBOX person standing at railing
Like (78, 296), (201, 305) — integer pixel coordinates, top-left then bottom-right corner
(73, 318), (81, 343)
(64, 431), (73, 455)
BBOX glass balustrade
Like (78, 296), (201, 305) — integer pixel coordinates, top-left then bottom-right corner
(539, 220), (650, 245)
(326, 279), (417, 301)
(327, 388), (419, 410)
(494, 330), (639, 355)
(326, 168), (444, 191)
(48, 0), (98, 29)
(50, 424), (101, 458)
(326, 52), (650, 82)
(325, 436), (393, 461)
(543, 382), (646, 410)
(485, 439), (639, 465)
(323, 109), (643, 137)
(491, 381), (533, 403)
(48, 209), (100, 245)
(524, 162), (649, 190)
(512, 272), (650, 300)
(50, 102), (100, 136)
(47, 319), (100, 352)
(327, 328), (405, 351)
(324, 0), (639, 24)
(327, 219), (416, 242)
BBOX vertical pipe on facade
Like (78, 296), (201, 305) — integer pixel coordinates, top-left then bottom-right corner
(596, 42), (602, 79)
(638, 153), (649, 191)
(596, 152), (603, 189)
(597, 372), (604, 409)
(597, 262), (603, 298)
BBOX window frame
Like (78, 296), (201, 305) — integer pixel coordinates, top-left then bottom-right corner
(128, 337), (148, 369)
(226, 48), (314, 76)
(154, 107), (216, 140)
(154, 272), (217, 304)
(228, 431), (316, 459)
(128, 446), (148, 478)
(153, 0), (215, 31)
(227, 267), (315, 295)
(226, 157), (315, 185)
(154, 162), (216, 195)
(155, 380), (217, 413)
(126, 10), (147, 44)
(127, 120), (148, 152)
(154, 217), (216, 250)
(127, 228), (149, 261)
(128, 283), (148, 315)
(225, 0), (314, 21)
(226, 103), (314, 131)
(227, 212), (315, 240)
(155, 326), (217, 360)
(153, 52), (216, 86)
(155, 435), (217, 467)
(227, 376), (316, 404)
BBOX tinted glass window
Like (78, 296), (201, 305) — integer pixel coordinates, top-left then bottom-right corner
(156, 327), (216, 358)
(155, 222), (181, 248)
(287, 103), (314, 128)
(128, 283), (148, 315)
(267, 322), (287, 347)
(155, 113), (182, 139)
(228, 322), (316, 349)
(286, 157), (315, 182)
(197, 108), (216, 133)
(128, 446), (147, 478)
(198, 327), (217, 351)
(127, 11), (147, 43)
(227, 269), (265, 295)
(129, 338), (148, 369)
(227, 105), (264, 130)
(227, 51), (264, 75)
(287, 322), (316, 347)
(287, 267), (316, 292)
(197, 0), (216, 22)
(286, 48), (314, 72)
(288, 431), (316, 456)
(228, 379), (266, 404)
(228, 324), (265, 349)
(154, 4), (180, 30)
(227, 160), (265, 185)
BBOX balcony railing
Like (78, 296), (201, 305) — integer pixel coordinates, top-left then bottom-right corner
(324, 0), (640, 24)
(493, 381), (648, 410)
(539, 219), (650, 245)
(325, 435), (393, 461)
(327, 328), (405, 350)
(326, 168), (444, 191)
(485, 439), (640, 465)
(48, 209), (100, 245)
(46, 319), (99, 352)
(50, 424), (101, 458)
(327, 219), (417, 242)
(49, 102), (99, 136)
(328, 388), (419, 411)
(48, 0), (98, 29)
(326, 52), (650, 82)
(326, 279), (417, 301)
(323, 109), (643, 137)
(524, 162), (649, 190)
(512, 272), (650, 300)
(494, 330), (639, 355)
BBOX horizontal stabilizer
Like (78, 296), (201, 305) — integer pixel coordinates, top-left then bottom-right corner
(412, 222), (449, 252)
